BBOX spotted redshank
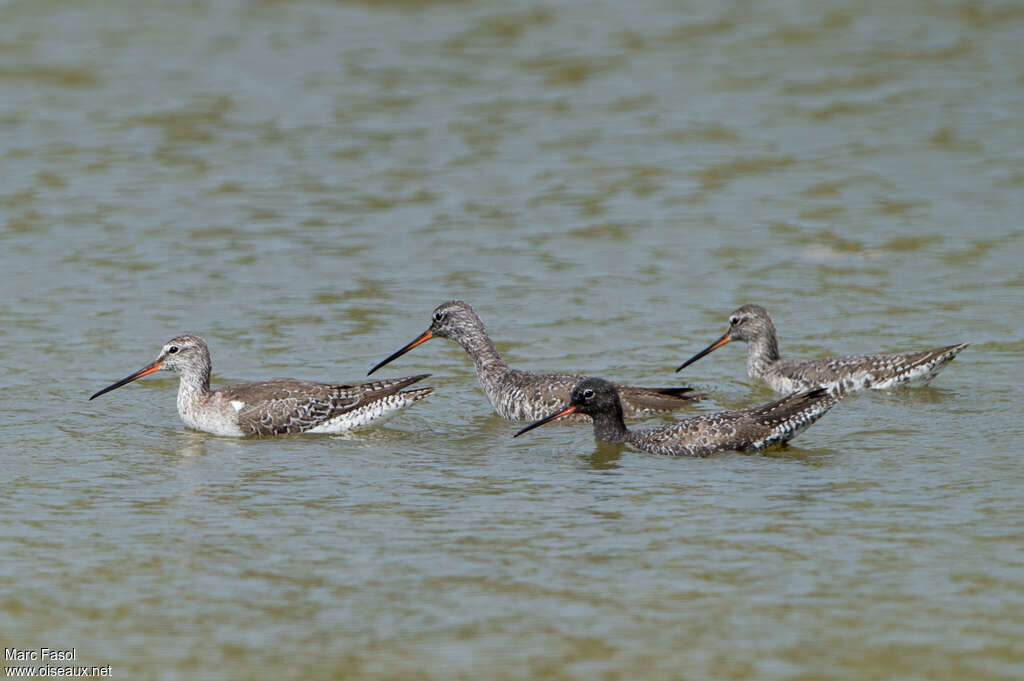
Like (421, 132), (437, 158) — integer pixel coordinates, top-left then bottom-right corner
(514, 377), (839, 457)
(89, 334), (433, 437)
(677, 304), (968, 394)
(367, 300), (703, 422)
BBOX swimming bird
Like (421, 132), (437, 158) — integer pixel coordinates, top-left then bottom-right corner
(89, 334), (433, 437)
(514, 377), (839, 457)
(367, 300), (703, 422)
(677, 304), (968, 394)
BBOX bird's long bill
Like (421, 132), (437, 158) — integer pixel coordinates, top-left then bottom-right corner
(676, 331), (732, 372)
(89, 361), (163, 400)
(367, 329), (433, 376)
(513, 405), (578, 438)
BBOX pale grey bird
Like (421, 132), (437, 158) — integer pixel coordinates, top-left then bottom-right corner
(369, 300), (703, 422)
(678, 305), (968, 394)
(90, 335), (432, 437)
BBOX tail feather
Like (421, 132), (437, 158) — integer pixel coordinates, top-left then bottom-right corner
(914, 342), (969, 368)
(892, 342), (969, 388)
(749, 387), (841, 450)
(398, 386), (434, 402)
(337, 373), (431, 396)
(617, 384), (706, 417)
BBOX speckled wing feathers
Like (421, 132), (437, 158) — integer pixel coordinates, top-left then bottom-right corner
(780, 343), (969, 392)
(486, 370), (702, 422)
(742, 387), (839, 450)
(223, 375), (431, 436)
(630, 388), (839, 457)
(615, 385), (703, 417)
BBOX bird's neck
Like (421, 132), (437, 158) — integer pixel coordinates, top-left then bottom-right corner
(591, 406), (630, 445)
(176, 363), (212, 416)
(455, 324), (509, 377)
(746, 329), (781, 380)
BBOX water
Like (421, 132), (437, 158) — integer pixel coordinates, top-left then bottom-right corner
(2, 0), (1023, 679)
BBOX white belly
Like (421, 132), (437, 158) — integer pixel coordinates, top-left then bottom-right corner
(177, 399), (245, 437)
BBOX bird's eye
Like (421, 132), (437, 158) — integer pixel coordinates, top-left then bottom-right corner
(432, 311), (444, 323)
(167, 346), (179, 354)
(729, 317), (740, 326)
(582, 389), (595, 399)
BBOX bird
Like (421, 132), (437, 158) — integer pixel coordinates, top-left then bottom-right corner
(514, 377), (840, 457)
(676, 304), (968, 394)
(89, 334), (433, 437)
(367, 300), (703, 422)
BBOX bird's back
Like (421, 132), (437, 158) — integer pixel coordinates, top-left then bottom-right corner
(630, 388), (839, 457)
(218, 375), (431, 436)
